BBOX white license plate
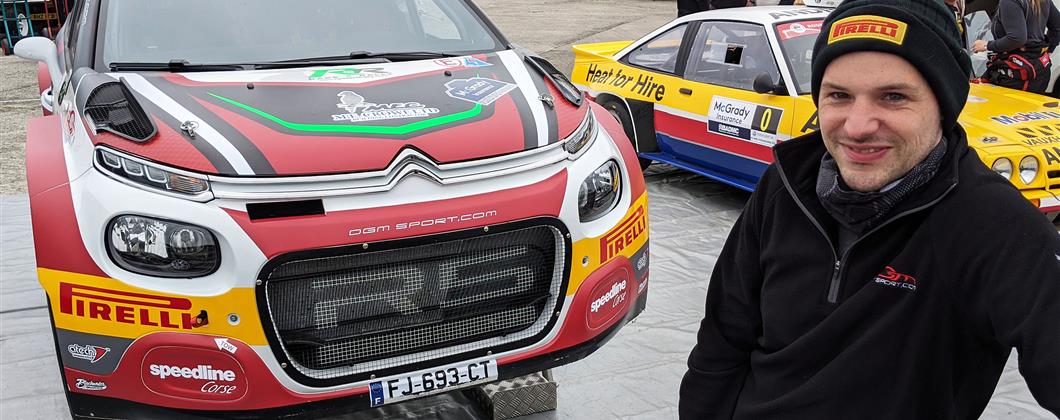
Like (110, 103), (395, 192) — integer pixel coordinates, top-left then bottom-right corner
(368, 358), (497, 407)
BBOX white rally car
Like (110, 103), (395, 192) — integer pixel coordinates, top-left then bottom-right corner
(16, 0), (649, 417)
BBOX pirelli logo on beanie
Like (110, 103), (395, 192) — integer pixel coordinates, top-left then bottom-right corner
(828, 15), (908, 45)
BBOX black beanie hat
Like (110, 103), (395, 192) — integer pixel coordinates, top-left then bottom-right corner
(810, 0), (973, 130)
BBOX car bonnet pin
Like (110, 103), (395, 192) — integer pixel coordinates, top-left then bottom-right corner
(180, 120), (199, 138)
(539, 93), (555, 109)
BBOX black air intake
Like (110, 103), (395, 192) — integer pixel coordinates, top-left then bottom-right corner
(84, 79), (157, 142)
(258, 219), (569, 386)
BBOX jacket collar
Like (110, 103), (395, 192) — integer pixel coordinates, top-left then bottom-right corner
(772, 125), (966, 230)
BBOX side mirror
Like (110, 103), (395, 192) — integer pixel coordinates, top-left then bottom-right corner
(752, 73), (787, 95)
(15, 37), (62, 90)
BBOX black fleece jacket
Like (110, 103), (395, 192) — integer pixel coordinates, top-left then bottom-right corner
(679, 128), (1060, 419)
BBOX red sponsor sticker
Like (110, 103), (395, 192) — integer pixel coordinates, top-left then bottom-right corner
(141, 347), (248, 401)
(587, 273), (630, 329)
(64, 107), (77, 138)
(59, 283), (198, 330)
(600, 206), (647, 262)
(142, 345), (246, 400)
(777, 20), (823, 41)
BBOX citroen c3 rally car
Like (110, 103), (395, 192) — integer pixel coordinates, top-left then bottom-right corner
(572, 3), (1060, 217)
(16, 0), (649, 417)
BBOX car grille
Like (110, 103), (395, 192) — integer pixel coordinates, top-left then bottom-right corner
(1049, 170), (1060, 190)
(261, 223), (566, 382)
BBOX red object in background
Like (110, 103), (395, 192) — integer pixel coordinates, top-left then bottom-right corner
(37, 61), (52, 116)
(41, 0), (75, 39)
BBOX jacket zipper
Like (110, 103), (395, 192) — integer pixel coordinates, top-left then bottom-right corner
(774, 166), (842, 303)
(775, 162), (958, 305)
(827, 260), (842, 303)
(825, 184), (957, 302)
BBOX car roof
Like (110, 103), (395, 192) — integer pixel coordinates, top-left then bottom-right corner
(675, 6), (834, 26)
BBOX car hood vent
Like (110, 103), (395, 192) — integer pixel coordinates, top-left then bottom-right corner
(84, 78), (157, 142)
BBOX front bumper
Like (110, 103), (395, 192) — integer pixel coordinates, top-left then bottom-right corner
(55, 289), (646, 419)
(42, 200), (648, 417)
(1018, 187), (1060, 213)
(31, 104), (651, 417)
(48, 246), (647, 418)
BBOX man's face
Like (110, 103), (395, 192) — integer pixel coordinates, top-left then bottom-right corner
(818, 51), (943, 192)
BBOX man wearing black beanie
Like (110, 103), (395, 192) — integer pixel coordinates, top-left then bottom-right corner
(678, 0), (1060, 418)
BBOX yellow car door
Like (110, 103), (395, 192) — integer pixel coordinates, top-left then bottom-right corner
(655, 19), (796, 190)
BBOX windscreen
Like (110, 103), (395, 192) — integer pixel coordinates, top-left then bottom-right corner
(774, 19), (824, 95)
(101, 0), (500, 66)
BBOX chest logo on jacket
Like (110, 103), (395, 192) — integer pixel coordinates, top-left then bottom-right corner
(874, 266), (918, 291)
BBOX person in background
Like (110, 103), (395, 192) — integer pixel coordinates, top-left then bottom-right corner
(678, 0), (1060, 418)
(972, 0), (1060, 93)
(945, 0), (968, 45)
(710, 0), (755, 8)
(678, 0), (710, 16)
(679, 0), (754, 16)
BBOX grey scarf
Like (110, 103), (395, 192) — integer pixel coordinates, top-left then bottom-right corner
(816, 138), (948, 233)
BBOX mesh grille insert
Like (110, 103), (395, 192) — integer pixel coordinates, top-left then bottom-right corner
(84, 81), (157, 142)
(263, 225), (565, 381)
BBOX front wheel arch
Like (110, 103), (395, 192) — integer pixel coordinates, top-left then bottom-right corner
(596, 94), (652, 170)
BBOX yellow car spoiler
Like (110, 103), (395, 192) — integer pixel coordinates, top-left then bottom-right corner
(572, 41), (634, 60)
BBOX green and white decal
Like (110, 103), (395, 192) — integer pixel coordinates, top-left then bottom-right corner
(209, 93), (484, 136)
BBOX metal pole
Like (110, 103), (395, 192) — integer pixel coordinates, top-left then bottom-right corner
(2, 1), (11, 43)
(18, 0), (35, 37)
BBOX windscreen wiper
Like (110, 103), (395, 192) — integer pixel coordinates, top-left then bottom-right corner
(253, 51), (460, 69)
(347, 51), (459, 60)
(109, 60), (250, 72)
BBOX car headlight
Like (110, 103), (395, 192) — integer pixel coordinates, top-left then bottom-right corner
(578, 160), (621, 222)
(564, 110), (598, 157)
(106, 215), (220, 278)
(96, 147), (212, 201)
(1019, 156), (1039, 185)
(991, 158), (1013, 180)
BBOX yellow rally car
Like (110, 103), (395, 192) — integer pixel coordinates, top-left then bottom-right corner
(572, 4), (1060, 217)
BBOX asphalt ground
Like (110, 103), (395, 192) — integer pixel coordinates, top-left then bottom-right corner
(0, 1), (1053, 419)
